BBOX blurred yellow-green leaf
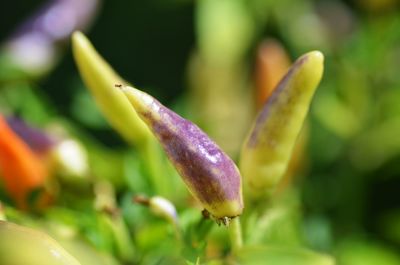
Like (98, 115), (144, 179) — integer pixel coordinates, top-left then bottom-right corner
(235, 245), (334, 265)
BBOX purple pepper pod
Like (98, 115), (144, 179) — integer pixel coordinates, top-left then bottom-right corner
(122, 86), (243, 220)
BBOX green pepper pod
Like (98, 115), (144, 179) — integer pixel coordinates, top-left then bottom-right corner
(240, 51), (324, 197)
(72, 31), (151, 146)
(0, 221), (81, 265)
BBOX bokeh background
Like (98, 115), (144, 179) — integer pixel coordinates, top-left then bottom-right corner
(1, 0), (400, 264)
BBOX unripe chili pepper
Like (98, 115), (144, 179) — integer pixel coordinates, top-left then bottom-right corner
(254, 40), (310, 193)
(122, 86), (243, 221)
(72, 32), (151, 147)
(240, 51), (324, 197)
(0, 221), (81, 265)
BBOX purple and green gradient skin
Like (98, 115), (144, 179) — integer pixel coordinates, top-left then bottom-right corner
(122, 86), (243, 219)
(240, 51), (324, 197)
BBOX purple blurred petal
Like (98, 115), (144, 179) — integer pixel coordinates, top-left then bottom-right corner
(6, 117), (55, 153)
(4, 0), (100, 75)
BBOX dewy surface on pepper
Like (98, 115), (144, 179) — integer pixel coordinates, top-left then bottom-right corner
(122, 86), (243, 220)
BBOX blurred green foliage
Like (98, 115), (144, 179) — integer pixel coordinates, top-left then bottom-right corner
(1, 0), (400, 264)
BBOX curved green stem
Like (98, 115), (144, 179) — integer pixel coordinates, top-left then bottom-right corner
(0, 203), (5, 221)
(229, 217), (243, 254)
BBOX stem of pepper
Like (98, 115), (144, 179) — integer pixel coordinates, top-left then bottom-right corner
(229, 217), (243, 254)
(0, 203), (5, 221)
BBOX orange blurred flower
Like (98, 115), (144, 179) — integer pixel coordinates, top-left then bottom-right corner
(0, 115), (50, 209)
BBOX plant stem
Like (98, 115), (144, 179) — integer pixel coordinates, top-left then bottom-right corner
(229, 217), (243, 254)
(0, 203), (5, 221)
(195, 215), (214, 243)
